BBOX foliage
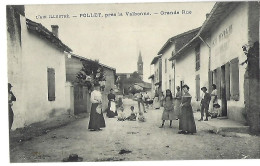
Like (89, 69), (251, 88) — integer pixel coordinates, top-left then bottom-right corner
(76, 59), (106, 90)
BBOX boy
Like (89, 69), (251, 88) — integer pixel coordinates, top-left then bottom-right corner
(199, 87), (211, 121)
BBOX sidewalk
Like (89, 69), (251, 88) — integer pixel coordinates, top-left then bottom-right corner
(193, 112), (250, 136)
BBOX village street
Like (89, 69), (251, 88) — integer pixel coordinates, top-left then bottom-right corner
(10, 99), (260, 162)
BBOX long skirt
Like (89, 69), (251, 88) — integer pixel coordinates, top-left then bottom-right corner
(88, 103), (106, 130)
(106, 101), (117, 118)
(9, 105), (14, 130)
(153, 97), (160, 109)
(179, 105), (196, 133)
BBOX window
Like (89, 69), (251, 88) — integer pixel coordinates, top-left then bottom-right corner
(47, 68), (55, 101)
(196, 74), (200, 101)
(165, 58), (167, 73)
(230, 58), (239, 100)
(195, 44), (200, 71)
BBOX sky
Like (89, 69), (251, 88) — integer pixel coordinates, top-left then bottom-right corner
(25, 2), (215, 82)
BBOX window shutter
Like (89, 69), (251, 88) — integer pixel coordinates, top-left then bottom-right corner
(216, 67), (222, 99)
(230, 58), (239, 101)
(48, 68), (55, 101)
(196, 74), (200, 101)
(225, 62), (230, 100)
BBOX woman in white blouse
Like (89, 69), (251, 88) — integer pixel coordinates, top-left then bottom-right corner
(209, 84), (218, 115)
(88, 83), (106, 131)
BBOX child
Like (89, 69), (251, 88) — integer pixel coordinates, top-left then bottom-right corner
(215, 103), (221, 117)
(138, 112), (146, 122)
(117, 97), (126, 121)
(126, 106), (137, 121)
(159, 89), (175, 128)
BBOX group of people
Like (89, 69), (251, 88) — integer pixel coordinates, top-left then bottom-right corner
(157, 84), (220, 134)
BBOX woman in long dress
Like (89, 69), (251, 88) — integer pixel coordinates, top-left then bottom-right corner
(209, 84), (218, 116)
(153, 93), (160, 109)
(174, 86), (182, 120)
(106, 89), (117, 118)
(88, 83), (106, 131)
(178, 84), (196, 134)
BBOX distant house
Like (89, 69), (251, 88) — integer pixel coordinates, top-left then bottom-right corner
(149, 55), (162, 97)
(169, 2), (259, 124)
(7, 6), (72, 129)
(65, 53), (116, 113)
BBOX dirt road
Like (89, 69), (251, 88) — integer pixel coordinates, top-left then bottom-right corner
(10, 99), (260, 162)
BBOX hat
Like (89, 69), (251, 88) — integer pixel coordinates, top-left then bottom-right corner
(62, 154), (83, 162)
(182, 84), (189, 90)
(201, 87), (207, 91)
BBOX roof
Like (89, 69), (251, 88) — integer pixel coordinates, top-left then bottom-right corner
(70, 53), (116, 71)
(148, 74), (154, 79)
(151, 55), (162, 65)
(157, 27), (200, 55)
(134, 82), (152, 89)
(26, 19), (72, 52)
(169, 2), (240, 61)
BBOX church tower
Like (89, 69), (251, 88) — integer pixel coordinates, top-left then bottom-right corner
(137, 51), (143, 80)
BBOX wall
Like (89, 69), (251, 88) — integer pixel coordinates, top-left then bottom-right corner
(10, 16), (67, 129)
(161, 44), (175, 94)
(210, 3), (248, 123)
(175, 48), (197, 109)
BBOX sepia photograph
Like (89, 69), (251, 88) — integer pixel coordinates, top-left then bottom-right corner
(4, 0), (260, 163)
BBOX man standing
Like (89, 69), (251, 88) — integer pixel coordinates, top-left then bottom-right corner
(199, 87), (211, 121)
(8, 83), (16, 130)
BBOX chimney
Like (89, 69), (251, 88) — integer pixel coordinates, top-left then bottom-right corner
(51, 25), (59, 37)
(206, 13), (210, 19)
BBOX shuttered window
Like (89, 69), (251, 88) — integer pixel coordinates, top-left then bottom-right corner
(196, 74), (200, 101)
(48, 68), (55, 101)
(195, 44), (200, 71)
(230, 58), (239, 101)
(225, 62), (231, 100)
(165, 58), (167, 73)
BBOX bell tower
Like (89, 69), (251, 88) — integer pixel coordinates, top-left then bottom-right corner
(137, 51), (143, 80)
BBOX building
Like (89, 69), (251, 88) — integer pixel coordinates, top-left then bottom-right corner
(149, 55), (162, 97)
(169, 2), (259, 126)
(7, 5), (72, 129)
(151, 27), (200, 96)
(65, 53), (116, 113)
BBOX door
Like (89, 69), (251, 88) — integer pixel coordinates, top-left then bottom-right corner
(74, 84), (90, 114)
(221, 65), (227, 116)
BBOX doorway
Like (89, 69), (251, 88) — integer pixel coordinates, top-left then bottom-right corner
(221, 65), (227, 116)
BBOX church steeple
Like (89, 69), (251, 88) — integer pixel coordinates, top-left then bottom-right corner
(137, 51), (143, 80)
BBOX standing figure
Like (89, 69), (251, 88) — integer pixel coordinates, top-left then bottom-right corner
(160, 92), (165, 107)
(88, 83), (106, 131)
(153, 93), (160, 109)
(209, 84), (219, 116)
(8, 83), (16, 130)
(106, 89), (117, 118)
(159, 89), (175, 128)
(137, 92), (146, 113)
(198, 87), (211, 121)
(174, 86), (182, 120)
(178, 85), (196, 134)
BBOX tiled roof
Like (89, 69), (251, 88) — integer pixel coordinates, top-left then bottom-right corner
(26, 19), (72, 52)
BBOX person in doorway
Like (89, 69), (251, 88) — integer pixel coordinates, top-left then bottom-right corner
(198, 87), (211, 121)
(137, 91), (146, 113)
(159, 89), (175, 128)
(174, 86), (182, 120)
(144, 92), (149, 108)
(210, 84), (218, 116)
(106, 89), (117, 118)
(178, 85), (196, 134)
(160, 92), (165, 107)
(88, 83), (106, 131)
(8, 83), (16, 130)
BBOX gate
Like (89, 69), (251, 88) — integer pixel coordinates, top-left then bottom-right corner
(74, 84), (90, 115)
